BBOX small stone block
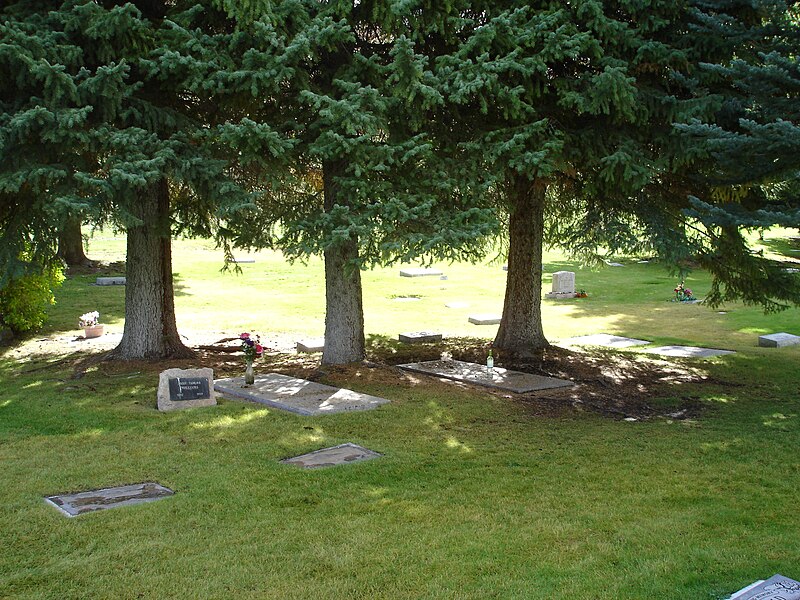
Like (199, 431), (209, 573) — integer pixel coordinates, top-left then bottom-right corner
(214, 373), (390, 415)
(398, 360), (573, 394)
(468, 314), (502, 325)
(399, 331), (443, 344)
(560, 333), (650, 348)
(400, 268), (443, 277)
(758, 332), (800, 348)
(729, 574), (800, 599)
(45, 482), (174, 517)
(643, 345), (735, 358)
(157, 368), (216, 412)
(281, 443), (381, 469)
(296, 338), (325, 353)
(95, 277), (126, 286)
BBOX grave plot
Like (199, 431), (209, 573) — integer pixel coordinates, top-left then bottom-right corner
(399, 331), (442, 344)
(45, 482), (174, 517)
(296, 338), (325, 353)
(398, 359), (573, 393)
(642, 345), (735, 358)
(281, 443), (381, 469)
(758, 332), (800, 348)
(399, 267), (443, 277)
(214, 373), (390, 415)
(559, 333), (651, 348)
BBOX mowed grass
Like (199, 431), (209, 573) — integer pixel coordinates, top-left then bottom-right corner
(0, 230), (799, 599)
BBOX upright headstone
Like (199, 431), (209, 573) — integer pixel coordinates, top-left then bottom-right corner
(545, 271), (576, 299)
(157, 368), (216, 411)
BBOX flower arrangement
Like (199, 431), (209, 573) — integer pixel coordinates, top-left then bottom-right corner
(576, 289), (588, 298)
(79, 311), (100, 328)
(240, 332), (264, 362)
(673, 282), (695, 302)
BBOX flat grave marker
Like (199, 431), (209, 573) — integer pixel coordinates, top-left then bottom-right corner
(400, 267), (443, 277)
(559, 333), (651, 348)
(214, 373), (390, 415)
(468, 314), (502, 325)
(758, 332), (800, 348)
(281, 443), (381, 469)
(399, 331), (442, 344)
(642, 345), (735, 358)
(297, 338), (325, 353)
(157, 368), (216, 411)
(606, 261), (625, 267)
(95, 276), (126, 286)
(45, 482), (174, 517)
(233, 258), (256, 264)
(392, 296), (421, 302)
(398, 359), (573, 394)
(729, 574), (800, 600)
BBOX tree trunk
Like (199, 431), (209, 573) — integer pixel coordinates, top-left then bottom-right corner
(57, 215), (93, 267)
(321, 160), (366, 365)
(110, 179), (194, 360)
(493, 175), (549, 356)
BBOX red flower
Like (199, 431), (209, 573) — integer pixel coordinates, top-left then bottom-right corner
(255, 344), (263, 354)
(240, 332), (250, 339)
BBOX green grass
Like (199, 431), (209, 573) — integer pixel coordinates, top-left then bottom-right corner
(1, 229), (799, 599)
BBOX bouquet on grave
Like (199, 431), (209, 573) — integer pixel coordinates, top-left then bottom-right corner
(673, 282), (695, 302)
(79, 311), (100, 327)
(240, 332), (264, 362)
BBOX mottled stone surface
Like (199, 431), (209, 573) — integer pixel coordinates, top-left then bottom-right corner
(468, 314), (502, 325)
(95, 276), (126, 285)
(296, 338), (325, 353)
(281, 443), (381, 469)
(729, 574), (800, 600)
(399, 331), (443, 344)
(157, 368), (216, 412)
(643, 345), (735, 358)
(758, 332), (800, 348)
(559, 333), (650, 348)
(45, 482), (174, 517)
(399, 268), (443, 277)
(398, 359), (573, 393)
(214, 373), (390, 415)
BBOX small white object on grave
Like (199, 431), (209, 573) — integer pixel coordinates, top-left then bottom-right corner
(545, 271), (576, 299)
(157, 368), (216, 412)
(758, 332), (800, 348)
(96, 277), (126, 286)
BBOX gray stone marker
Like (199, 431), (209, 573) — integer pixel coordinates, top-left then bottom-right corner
(398, 359), (573, 393)
(157, 368), (216, 411)
(559, 333), (650, 348)
(446, 301), (469, 309)
(214, 373), (390, 415)
(399, 331), (443, 344)
(45, 482), (174, 517)
(502, 265), (508, 271)
(643, 345), (735, 358)
(95, 276), (126, 286)
(400, 267), (443, 277)
(606, 261), (624, 267)
(233, 258), (256, 263)
(281, 443), (381, 469)
(758, 332), (800, 348)
(297, 338), (325, 353)
(729, 574), (800, 600)
(545, 271), (576, 299)
(468, 314), (502, 325)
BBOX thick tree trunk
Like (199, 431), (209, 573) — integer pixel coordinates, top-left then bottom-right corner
(321, 160), (365, 365)
(57, 215), (93, 267)
(110, 179), (194, 360)
(493, 175), (549, 356)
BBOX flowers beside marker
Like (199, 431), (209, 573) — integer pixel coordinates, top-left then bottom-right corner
(240, 332), (263, 385)
(673, 282), (695, 302)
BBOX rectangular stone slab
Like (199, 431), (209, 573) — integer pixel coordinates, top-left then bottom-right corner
(643, 345), (735, 358)
(758, 332), (800, 348)
(399, 268), (443, 277)
(468, 314), (502, 325)
(399, 331), (443, 344)
(559, 333), (651, 348)
(281, 443), (381, 469)
(45, 482), (174, 517)
(296, 338), (325, 353)
(95, 276), (126, 285)
(398, 359), (573, 393)
(214, 373), (390, 415)
(729, 574), (800, 599)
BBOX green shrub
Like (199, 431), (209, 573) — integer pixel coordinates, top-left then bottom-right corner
(0, 264), (65, 334)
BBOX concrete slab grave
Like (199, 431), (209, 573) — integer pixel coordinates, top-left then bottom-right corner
(398, 359), (573, 393)
(296, 338), (325, 353)
(214, 373), (390, 415)
(157, 368), (216, 412)
(642, 345), (735, 358)
(281, 443), (381, 469)
(758, 332), (800, 348)
(95, 277), (126, 286)
(400, 268), (443, 277)
(399, 331), (443, 344)
(468, 314), (502, 325)
(559, 333), (651, 348)
(45, 482), (174, 517)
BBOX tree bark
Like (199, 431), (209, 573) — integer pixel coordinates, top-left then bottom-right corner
(57, 215), (93, 267)
(493, 175), (549, 356)
(110, 179), (194, 360)
(321, 160), (366, 365)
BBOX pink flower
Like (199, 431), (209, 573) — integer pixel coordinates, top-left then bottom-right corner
(255, 344), (263, 354)
(240, 332), (250, 339)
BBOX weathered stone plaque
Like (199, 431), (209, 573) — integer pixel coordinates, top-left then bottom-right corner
(643, 345), (735, 358)
(95, 276), (126, 286)
(758, 332), (800, 348)
(399, 331), (442, 344)
(281, 443), (381, 469)
(214, 373), (390, 415)
(45, 482), (174, 517)
(468, 314), (502, 325)
(297, 338), (325, 353)
(400, 267), (443, 277)
(559, 333), (651, 349)
(730, 574), (800, 600)
(545, 271), (576, 299)
(157, 367), (216, 411)
(398, 359), (573, 393)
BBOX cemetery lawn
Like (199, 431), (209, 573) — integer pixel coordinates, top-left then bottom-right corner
(0, 231), (799, 599)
